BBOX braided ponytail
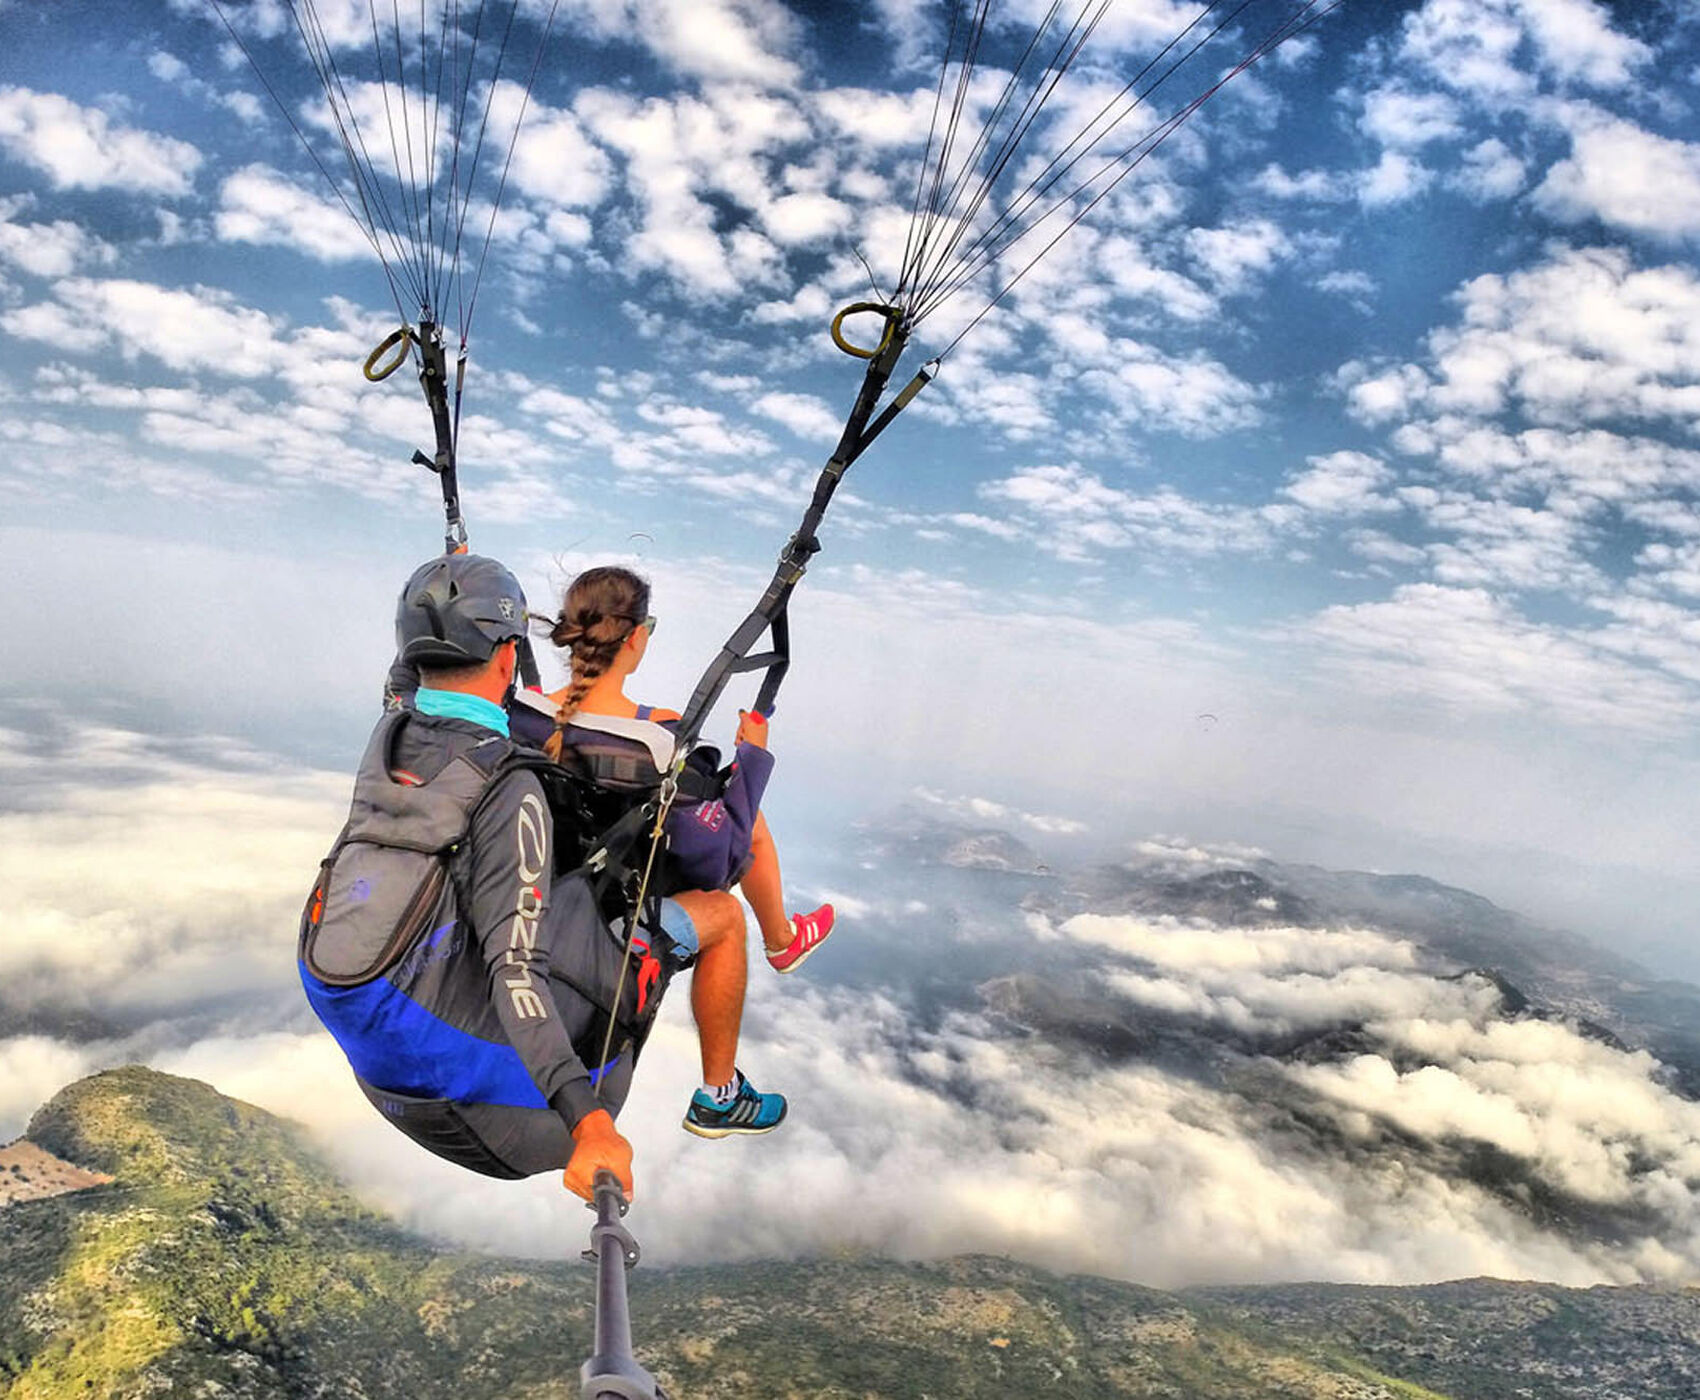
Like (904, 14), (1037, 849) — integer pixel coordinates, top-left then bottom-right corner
(545, 566), (651, 761)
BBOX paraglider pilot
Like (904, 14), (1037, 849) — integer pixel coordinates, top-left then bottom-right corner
(299, 554), (787, 1200)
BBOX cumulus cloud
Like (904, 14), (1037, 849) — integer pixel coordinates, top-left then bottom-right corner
(1292, 583), (1695, 733)
(488, 84), (612, 211)
(4, 672), (1700, 1288)
(0, 725), (345, 1027)
(1450, 137), (1526, 201)
(3, 277), (287, 377)
(0, 199), (115, 278)
(750, 390), (841, 442)
(1185, 220), (1292, 295)
(577, 86), (803, 297)
(1359, 86), (1463, 149)
(1535, 105), (1700, 241)
(1357, 150), (1434, 206)
(560, 0), (802, 87)
(0, 87), (201, 195)
(1081, 342), (1266, 437)
(980, 463), (1288, 563)
(912, 786), (1087, 836)
(1281, 451), (1398, 515)
(0, 1037), (100, 1141)
(215, 165), (380, 262)
(1398, 0), (1649, 106)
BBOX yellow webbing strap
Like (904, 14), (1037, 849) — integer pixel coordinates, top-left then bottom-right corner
(830, 302), (903, 360)
(363, 326), (413, 381)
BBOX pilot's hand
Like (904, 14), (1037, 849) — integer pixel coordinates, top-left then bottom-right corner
(562, 1109), (634, 1202)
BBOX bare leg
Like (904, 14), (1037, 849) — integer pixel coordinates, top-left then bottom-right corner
(670, 889), (746, 1085)
(739, 813), (792, 953)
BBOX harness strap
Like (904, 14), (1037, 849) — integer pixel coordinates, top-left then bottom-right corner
(563, 711), (678, 772)
(675, 328), (931, 747)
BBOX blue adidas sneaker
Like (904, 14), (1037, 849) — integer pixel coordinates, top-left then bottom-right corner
(682, 1071), (787, 1138)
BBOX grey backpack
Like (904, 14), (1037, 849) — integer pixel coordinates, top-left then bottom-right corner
(300, 710), (513, 987)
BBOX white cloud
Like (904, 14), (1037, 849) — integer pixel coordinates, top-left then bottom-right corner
(1450, 137), (1526, 201)
(0, 87), (201, 195)
(5, 277), (287, 378)
(488, 84), (611, 211)
(1185, 220), (1292, 295)
(1398, 0), (1532, 105)
(0, 201), (116, 278)
(0, 1037), (99, 1141)
(911, 786), (1087, 836)
(0, 298), (110, 354)
(1360, 86), (1463, 149)
(0, 727), (344, 1029)
(577, 87), (804, 296)
(1398, 0), (1648, 105)
(1346, 249), (1700, 452)
(1357, 150), (1433, 207)
(562, 0), (801, 86)
(943, 511), (1023, 543)
(1282, 451), (1399, 516)
(149, 49), (264, 124)
(1346, 529), (1427, 568)
(1635, 540), (1700, 601)
(750, 390), (841, 442)
(216, 164), (379, 263)
(1509, 0), (1651, 90)
(148, 51), (189, 84)
(1080, 341), (1265, 438)
(1094, 238), (1218, 321)
(759, 190), (853, 246)
(1294, 583), (1695, 733)
(980, 463), (1286, 563)
(1535, 104), (1700, 241)
(1316, 269), (1377, 302)
(1252, 164), (1351, 201)
(1409, 491), (1597, 592)
(814, 85), (938, 149)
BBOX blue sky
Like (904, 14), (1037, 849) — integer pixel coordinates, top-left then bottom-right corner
(2, 0), (1699, 970)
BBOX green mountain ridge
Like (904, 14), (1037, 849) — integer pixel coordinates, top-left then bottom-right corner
(2, 1066), (1696, 1400)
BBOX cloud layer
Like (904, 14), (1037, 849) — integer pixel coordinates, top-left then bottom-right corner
(4, 731), (1698, 1293)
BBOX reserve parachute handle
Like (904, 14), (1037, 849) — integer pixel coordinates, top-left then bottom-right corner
(830, 302), (904, 360)
(363, 326), (414, 382)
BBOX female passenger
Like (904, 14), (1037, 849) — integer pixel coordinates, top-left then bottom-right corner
(543, 566), (835, 979)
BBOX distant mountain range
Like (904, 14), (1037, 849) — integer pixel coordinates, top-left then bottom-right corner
(2, 1067), (1697, 1400)
(839, 811), (1700, 1273)
(868, 807), (1700, 1095)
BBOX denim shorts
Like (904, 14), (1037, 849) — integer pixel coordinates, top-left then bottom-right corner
(656, 896), (699, 963)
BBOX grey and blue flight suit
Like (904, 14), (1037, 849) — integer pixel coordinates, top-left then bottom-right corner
(300, 698), (669, 1178)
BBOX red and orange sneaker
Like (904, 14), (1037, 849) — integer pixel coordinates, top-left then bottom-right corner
(767, 903), (835, 974)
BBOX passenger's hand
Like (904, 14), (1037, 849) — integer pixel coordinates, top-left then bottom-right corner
(562, 1109), (635, 1202)
(736, 709), (769, 749)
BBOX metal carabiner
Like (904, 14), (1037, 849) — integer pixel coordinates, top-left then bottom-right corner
(363, 326), (414, 381)
(830, 302), (904, 360)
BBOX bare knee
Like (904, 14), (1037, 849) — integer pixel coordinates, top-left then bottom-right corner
(671, 889), (745, 948)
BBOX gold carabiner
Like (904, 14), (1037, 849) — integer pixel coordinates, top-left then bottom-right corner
(363, 326), (414, 381)
(830, 303), (903, 360)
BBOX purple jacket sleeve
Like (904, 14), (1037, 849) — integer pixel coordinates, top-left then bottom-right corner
(464, 770), (600, 1128)
(663, 741), (775, 891)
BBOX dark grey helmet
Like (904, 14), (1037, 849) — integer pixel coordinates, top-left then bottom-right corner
(396, 553), (528, 667)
